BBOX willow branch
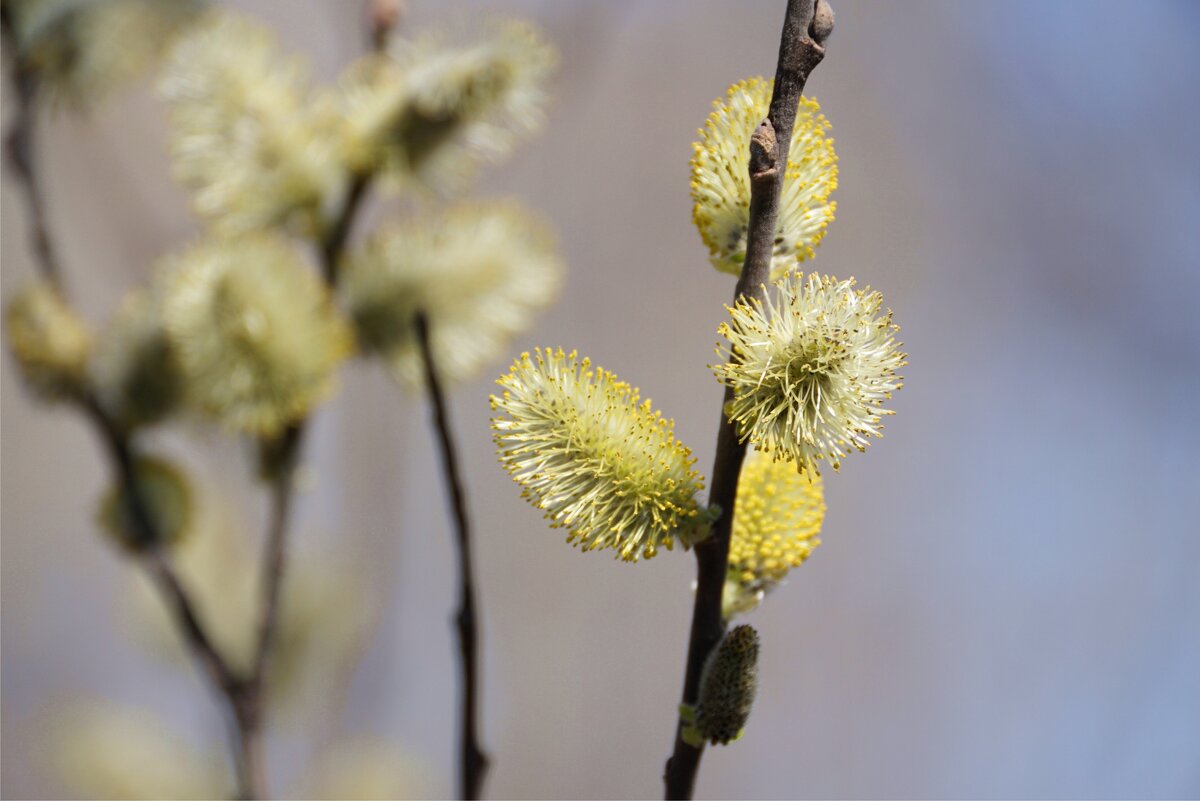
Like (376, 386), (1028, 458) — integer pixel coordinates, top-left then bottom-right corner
(232, 12), (387, 795)
(249, 424), (304, 684)
(251, 169), (372, 680)
(320, 172), (373, 284)
(3, 22), (240, 711)
(3, 6), (388, 797)
(663, 2), (831, 798)
(234, 165), (373, 801)
(78, 394), (261, 796)
(81, 396), (237, 690)
(414, 312), (489, 801)
(1, 7), (64, 290)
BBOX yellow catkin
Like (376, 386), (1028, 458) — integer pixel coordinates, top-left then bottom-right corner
(340, 200), (562, 389)
(724, 449), (825, 616)
(335, 18), (556, 190)
(714, 272), (906, 475)
(491, 348), (705, 562)
(159, 8), (342, 235)
(161, 232), (352, 436)
(5, 281), (90, 401)
(690, 77), (838, 279)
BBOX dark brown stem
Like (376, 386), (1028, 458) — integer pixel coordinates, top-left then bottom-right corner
(230, 700), (266, 801)
(224, 422), (303, 800)
(249, 424), (304, 684)
(80, 396), (234, 687)
(663, 2), (829, 798)
(1, 6), (64, 291)
(79, 394), (263, 796)
(236, 152), (372, 797)
(2, 7), (381, 796)
(414, 312), (489, 801)
(231, 11), (384, 791)
(320, 172), (372, 284)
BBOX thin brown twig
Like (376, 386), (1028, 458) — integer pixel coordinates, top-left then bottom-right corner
(77, 396), (236, 686)
(2, 6), (64, 291)
(77, 394), (260, 795)
(368, 0), (405, 52)
(3, 18), (242, 736)
(320, 172), (373, 285)
(250, 425), (304, 683)
(3, 24), (241, 743)
(232, 13), (390, 794)
(414, 312), (489, 801)
(227, 421), (302, 800)
(663, 1), (831, 798)
(3, 5), (385, 798)
(236, 161), (374, 797)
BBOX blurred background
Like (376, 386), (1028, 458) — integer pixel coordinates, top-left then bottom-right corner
(3, 0), (1200, 798)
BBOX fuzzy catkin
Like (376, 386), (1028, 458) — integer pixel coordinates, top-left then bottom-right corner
(691, 77), (838, 279)
(695, 625), (760, 745)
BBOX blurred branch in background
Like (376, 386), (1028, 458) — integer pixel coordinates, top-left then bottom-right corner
(2, 0), (559, 797)
(1, 3), (64, 289)
(416, 311), (488, 800)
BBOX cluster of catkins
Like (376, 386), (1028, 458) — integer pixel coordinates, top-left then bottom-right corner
(5, 0), (564, 550)
(5, 0), (570, 795)
(490, 75), (906, 745)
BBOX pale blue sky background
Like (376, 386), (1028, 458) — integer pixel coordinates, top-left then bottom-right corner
(3, 1), (1199, 798)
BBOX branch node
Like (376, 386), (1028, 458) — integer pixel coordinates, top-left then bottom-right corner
(810, 0), (835, 45)
(749, 120), (778, 181)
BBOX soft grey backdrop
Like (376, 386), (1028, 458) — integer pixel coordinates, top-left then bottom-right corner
(4, 1), (1200, 798)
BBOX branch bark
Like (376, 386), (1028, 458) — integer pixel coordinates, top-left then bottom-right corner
(234, 159), (373, 798)
(2, 6), (64, 291)
(415, 312), (489, 801)
(78, 394), (262, 795)
(2, 6), (385, 799)
(663, 2), (831, 798)
(320, 172), (372, 285)
(231, 16), (388, 793)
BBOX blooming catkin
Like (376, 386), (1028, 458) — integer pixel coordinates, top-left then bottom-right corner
(691, 77), (837, 279)
(336, 18), (556, 190)
(724, 449), (825, 617)
(340, 200), (562, 388)
(159, 9), (342, 235)
(491, 348), (706, 561)
(161, 233), (352, 436)
(695, 624), (760, 745)
(8, 0), (202, 106)
(714, 272), (905, 474)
